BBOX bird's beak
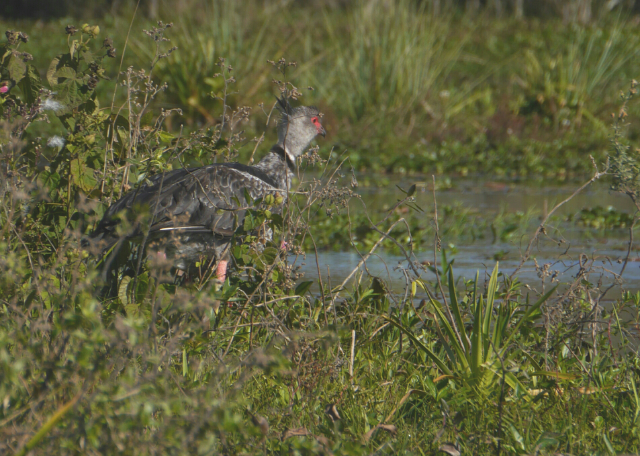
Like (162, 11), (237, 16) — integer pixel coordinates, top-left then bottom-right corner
(320, 126), (326, 137)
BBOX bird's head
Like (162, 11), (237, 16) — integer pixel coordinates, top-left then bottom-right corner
(276, 96), (326, 160)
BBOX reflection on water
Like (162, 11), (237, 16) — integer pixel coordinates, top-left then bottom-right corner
(294, 178), (640, 294)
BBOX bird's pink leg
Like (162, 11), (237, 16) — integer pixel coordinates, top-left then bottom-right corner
(216, 260), (228, 282)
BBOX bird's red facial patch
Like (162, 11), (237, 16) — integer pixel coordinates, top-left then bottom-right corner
(311, 116), (323, 134)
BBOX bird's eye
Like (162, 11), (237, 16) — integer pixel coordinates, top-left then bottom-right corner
(311, 116), (319, 124)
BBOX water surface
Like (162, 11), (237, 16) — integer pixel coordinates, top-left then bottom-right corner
(294, 177), (640, 296)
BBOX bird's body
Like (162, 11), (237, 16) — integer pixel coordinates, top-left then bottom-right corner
(89, 99), (325, 282)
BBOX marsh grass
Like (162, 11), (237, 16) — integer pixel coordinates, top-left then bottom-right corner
(4, 1), (638, 176)
(316, 1), (467, 122)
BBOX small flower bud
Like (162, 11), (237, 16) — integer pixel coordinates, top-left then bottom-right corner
(103, 37), (113, 48)
(89, 62), (100, 73)
(18, 32), (28, 43)
(87, 76), (98, 89)
(107, 47), (117, 58)
(65, 25), (78, 35)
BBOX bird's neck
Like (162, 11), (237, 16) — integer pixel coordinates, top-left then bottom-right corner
(255, 145), (295, 190)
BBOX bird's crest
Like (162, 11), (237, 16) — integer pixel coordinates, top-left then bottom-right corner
(276, 95), (293, 117)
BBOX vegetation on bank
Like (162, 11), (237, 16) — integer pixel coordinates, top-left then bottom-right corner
(1, 5), (640, 456)
(4, 0), (640, 177)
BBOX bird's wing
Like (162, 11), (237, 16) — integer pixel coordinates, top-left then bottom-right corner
(91, 164), (282, 246)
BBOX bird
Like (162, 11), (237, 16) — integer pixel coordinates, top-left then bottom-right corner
(88, 96), (326, 284)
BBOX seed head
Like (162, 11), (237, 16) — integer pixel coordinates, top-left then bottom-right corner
(47, 136), (66, 148)
(42, 99), (64, 112)
(5, 30), (18, 45)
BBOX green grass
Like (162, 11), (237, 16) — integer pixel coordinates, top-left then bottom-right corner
(2, 245), (640, 454)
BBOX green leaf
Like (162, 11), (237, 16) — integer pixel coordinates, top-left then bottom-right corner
(261, 247), (278, 265)
(17, 64), (42, 104)
(631, 375), (640, 422)
(529, 370), (577, 380)
(59, 114), (76, 132)
(470, 294), (483, 377)
(126, 157), (145, 166)
(7, 53), (26, 84)
(431, 298), (469, 370)
(70, 158), (97, 193)
(520, 350), (543, 372)
(382, 315), (454, 377)
(105, 114), (130, 145)
(183, 348), (188, 377)
(158, 131), (175, 143)
(483, 263), (499, 359)
(119, 276), (131, 306)
(46, 55), (60, 86)
(47, 54), (77, 87)
(534, 433), (559, 452)
(54, 66), (77, 81)
(603, 433), (616, 455)
(448, 267), (469, 352)
(53, 77), (93, 115)
(508, 423), (525, 451)
(492, 303), (510, 350)
(134, 272), (151, 303)
(294, 281), (313, 296)
(80, 48), (95, 64)
(69, 40), (78, 59)
(243, 213), (255, 231)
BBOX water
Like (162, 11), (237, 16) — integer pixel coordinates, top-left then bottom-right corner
(293, 177), (640, 296)
(357, 176), (636, 215)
